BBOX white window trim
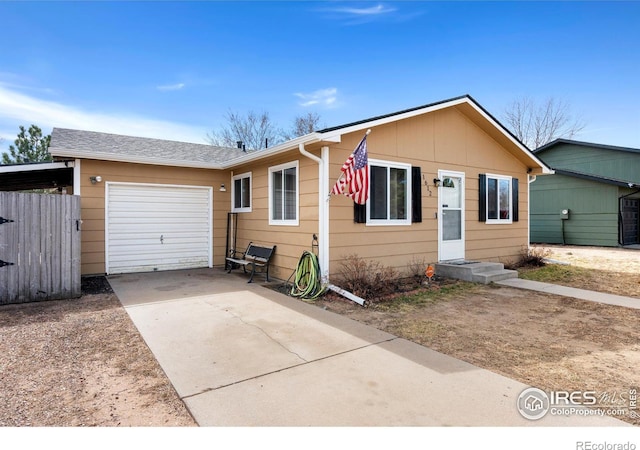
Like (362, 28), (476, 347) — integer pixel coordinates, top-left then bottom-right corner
(485, 173), (513, 224)
(367, 159), (412, 226)
(268, 160), (299, 226)
(231, 171), (252, 213)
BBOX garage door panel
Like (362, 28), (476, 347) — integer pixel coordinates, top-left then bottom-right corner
(110, 192), (209, 203)
(110, 205), (209, 214)
(106, 183), (212, 274)
(108, 233), (211, 244)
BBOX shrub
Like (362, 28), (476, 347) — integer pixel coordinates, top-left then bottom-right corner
(406, 255), (429, 284)
(336, 254), (399, 301)
(512, 246), (551, 268)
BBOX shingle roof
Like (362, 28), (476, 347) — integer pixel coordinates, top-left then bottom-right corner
(49, 128), (252, 168)
(317, 95), (471, 133)
(316, 94), (528, 150)
(47, 95), (550, 174)
(534, 138), (640, 155)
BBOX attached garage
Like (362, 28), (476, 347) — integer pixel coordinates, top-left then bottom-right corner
(106, 182), (212, 274)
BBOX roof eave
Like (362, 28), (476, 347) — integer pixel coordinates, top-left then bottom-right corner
(49, 147), (226, 170)
(316, 95), (552, 175)
(221, 132), (338, 168)
(0, 161), (75, 174)
(553, 168), (638, 187)
(536, 138), (640, 155)
(459, 98), (552, 174)
(48, 96), (553, 175)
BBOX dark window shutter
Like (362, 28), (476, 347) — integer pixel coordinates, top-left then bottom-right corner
(512, 178), (519, 222)
(354, 202), (366, 223)
(479, 173), (487, 222)
(411, 166), (422, 223)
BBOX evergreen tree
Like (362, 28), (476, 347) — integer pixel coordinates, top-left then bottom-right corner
(1, 125), (52, 164)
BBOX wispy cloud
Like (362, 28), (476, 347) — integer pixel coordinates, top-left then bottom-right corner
(318, 2), (423, 25)
(319, 2), (398, 24)
(332, 4), (397, 17)
(157, 82), (186, 92)
(294, 88), (338, 108)
(0, 84), (208, 146)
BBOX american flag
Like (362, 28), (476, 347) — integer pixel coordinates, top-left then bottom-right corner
(330, 134), (369, 204)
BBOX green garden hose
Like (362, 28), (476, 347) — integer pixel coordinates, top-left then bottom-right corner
(289, 251), (326, 300)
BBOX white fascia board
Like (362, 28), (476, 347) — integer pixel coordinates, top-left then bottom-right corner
(221, 133), (328, 169)
(47, 96), (553, 175)
(0, 161), (74, 173)
(464, 101), (553, 174)
(324, 98), (471, 140)
(49, 148), (225, 170)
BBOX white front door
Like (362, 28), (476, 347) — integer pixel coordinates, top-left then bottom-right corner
(438, 170), (465, 261)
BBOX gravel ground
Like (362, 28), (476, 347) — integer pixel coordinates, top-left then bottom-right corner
(0, 277), (196, 426)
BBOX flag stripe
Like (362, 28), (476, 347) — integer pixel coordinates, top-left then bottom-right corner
(330, 134), (369, 205)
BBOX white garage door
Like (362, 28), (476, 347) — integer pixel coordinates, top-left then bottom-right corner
(106, 182), (212, 274)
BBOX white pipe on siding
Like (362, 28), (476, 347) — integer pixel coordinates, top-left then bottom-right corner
(298, 143), (329, 281)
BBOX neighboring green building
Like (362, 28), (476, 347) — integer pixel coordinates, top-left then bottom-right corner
(530, 139), (640, 247)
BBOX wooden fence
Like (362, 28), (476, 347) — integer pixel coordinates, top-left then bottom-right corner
(0, 192), (81, 304)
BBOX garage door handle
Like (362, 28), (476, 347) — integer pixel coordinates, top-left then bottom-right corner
(160, 235), (164, 244)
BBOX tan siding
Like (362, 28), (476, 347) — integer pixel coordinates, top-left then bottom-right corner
(76, 103), (533, 279)
(78, 160), (227, 275)
(227, 157), (320, 281)
(396, 114), (436, 161)
(328, 107), (530, 276)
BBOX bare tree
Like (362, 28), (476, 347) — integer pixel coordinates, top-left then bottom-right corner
(502, 97), (586, 150)
(207, 110), (283, 150)
(282, 111), (323, 140)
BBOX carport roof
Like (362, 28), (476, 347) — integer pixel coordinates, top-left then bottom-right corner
(0, 161), (74, 191)
(49, 128), (253, 169)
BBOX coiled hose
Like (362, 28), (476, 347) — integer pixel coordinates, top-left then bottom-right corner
(288, 251), (325, 300)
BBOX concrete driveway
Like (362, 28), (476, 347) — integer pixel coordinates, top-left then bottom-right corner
(108, 268), (625, 426)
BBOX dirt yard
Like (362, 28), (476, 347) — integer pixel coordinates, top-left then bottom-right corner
(0, 277), (196, 426)
(0, 245), (638, 426)
(314, 245), (640, 425)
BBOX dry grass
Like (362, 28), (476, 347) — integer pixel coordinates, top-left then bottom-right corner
(315, 245), (640, 425)
(520, 245), (640, 298)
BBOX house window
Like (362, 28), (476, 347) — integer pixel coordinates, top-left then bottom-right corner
(232, 172), (251, 213)
(269, 161), (299, 226)
(482, 173), (516, 224)
(367, 159), (411, 225)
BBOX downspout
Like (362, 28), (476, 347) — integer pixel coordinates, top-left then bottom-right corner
(299, 143), (367, 307)
(298, 143), (329, 282)
(528, 174), (537, 250)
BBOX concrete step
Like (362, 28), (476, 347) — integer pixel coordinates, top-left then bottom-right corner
(471, 268), (518, 284)
(434, 261), (518, 284)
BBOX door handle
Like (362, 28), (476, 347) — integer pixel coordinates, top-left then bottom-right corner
(160, 235), (164, 244)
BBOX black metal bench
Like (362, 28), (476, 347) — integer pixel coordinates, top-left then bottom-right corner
(225, 242), (276, 283)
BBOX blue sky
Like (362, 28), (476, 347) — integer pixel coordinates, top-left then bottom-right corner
(0, 1), (638, 154)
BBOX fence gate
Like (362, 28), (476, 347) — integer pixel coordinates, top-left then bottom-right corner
(0, 192), (81, 304)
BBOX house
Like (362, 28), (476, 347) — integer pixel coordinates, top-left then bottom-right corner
(530, 139), (640, 247)
(47, 95), (551, 281)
